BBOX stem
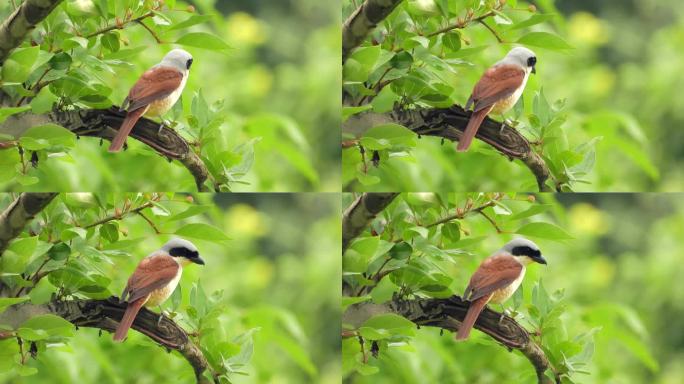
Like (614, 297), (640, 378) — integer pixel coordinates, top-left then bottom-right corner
(83, 201), (155, 229)
(478, 19), (505, 43)
(136, 19), (163, 44)
(137, 211), (161, 234)
(84, 12), (154, 39)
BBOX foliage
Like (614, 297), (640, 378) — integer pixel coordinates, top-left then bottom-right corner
(0, 0), (339, 192)
(342, 0), (656, 192)
(342, 192), (660, 383)
(0, 192), (340, 383)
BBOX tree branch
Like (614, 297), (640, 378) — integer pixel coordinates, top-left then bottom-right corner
(0, 107), (213, 192)
(344, 296), (560, 384)
(342, 0), (403, 63)
(344, 106), (554, 192)
(0, 297), (216, 384)
(342, 193), (399, 253)
(0, 0), (63, 64)
(0, 193), (57, 256)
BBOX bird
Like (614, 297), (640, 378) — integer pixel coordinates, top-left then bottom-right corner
(457, 47), (537, 152)
(108, 48), (193, 152)
(455, 237), (546, 340)
(113, 238), (205, 342)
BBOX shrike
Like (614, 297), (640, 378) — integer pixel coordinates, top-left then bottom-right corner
(108, 49), (193, 152)
(113, 238), (204, 342)
(455, 237), (546, 340)
(457, 47), (537, 152)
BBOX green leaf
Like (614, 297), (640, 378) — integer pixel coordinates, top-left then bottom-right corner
(402, 226), (428, 240)
(0, 106), (31, 124)
(363, 123), (417, 148)
(175, 223), (230, 241)
(342, 105), (372, 122)
(517, 32), (573, 51)
(167, 205), (211, 222)
(509, 204), (552, 220)
(60, 227), (87, 242)
(441, 222), (460, 241)
(30, 86), (58, 114)
(516, 222), (573, 240)
(509, 14), (556, 30)
(61, 36), (89, 50)
(100, 32), (120, 52)
(344, 45), (382, 82)
(342, 295), (372, 311)
(99, 222), (119, 243)
(17, 314), (74, 339)
(442, 31), (461, 51)
(361, 313), (416, 338)
(47, 243), (70, 261)
(2, 46), (40, 83)
(167, 14), (213, 31)
(176, 32), (230, 51)
(0, 297), (30, 314)
(21, 124), (76, 148)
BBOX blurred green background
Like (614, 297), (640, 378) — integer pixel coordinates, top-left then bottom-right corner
(0, 192), (340, 383)
(0, 0), (340, 192)
(342, 0), (683, 191)
(344, 192), (683, 383)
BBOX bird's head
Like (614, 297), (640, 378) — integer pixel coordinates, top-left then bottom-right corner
(161, 48), (194, 71)
(500, 237), (546, 265)
(505, 46), (537, 74)
(161, 237), (205, 266)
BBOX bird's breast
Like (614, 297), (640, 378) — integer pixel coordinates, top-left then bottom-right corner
(490, 73), (529, 115)
(145, 73), (187, 117)
(489, 267), (525, 304)
(145, 268), (182, 307)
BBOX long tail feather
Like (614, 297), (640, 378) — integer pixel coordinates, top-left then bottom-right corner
(113, 298), (145, 342)
(455, 295), (490, 340)
(456, 107), (491, 152)
(108, 107), (146, 152)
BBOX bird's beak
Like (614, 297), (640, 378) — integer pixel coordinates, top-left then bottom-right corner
(534, 255), (547, 265)
(531, 66), (537, 75)
(192, 256), (205, 265)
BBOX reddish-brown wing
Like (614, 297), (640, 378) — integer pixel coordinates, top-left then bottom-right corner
(466, 64), (525, 112)
(121, 254), (179, 303)
(464, 254), (522, 301)
(123, 66), (183, 112)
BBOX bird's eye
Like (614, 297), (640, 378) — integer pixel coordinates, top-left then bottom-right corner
(186, 58), (193, 69)
(527, 57), (537, 67)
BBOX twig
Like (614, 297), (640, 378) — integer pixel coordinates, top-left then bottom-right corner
(426, 11), (496, 38)
(136, 19), (163, 44)
(84, 12), (154, 39)
(83, 201), (155, 229)
(478, 19), (505, 43)
(16, 67), (51, 107)
(137, 211), (161, 234)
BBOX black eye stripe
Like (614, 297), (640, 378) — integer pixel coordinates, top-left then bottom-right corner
(186, 58), (193, 69)
(527, 57), (537, 67)
(511, 245), (540, 258)
(169, 246), (198, 259)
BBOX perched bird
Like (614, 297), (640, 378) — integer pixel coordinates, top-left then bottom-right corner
(457, 47), (537, 152)
(113, 238), (204, 342)
(455, 237), (546, 340)
(108, 49), (193, 152)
